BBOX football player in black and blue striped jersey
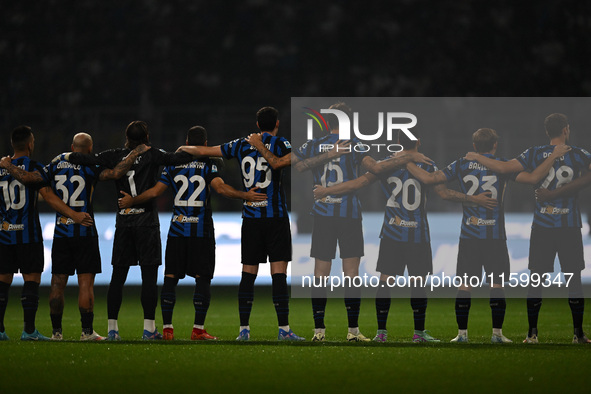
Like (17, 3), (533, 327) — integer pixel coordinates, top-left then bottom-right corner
(119, 126), (265, 341)
(0, 126), (94, 341)
(409, 128), (569, 343)
(466, 114), (591, 344)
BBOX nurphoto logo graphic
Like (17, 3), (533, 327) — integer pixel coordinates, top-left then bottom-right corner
(303, 107), (418, 153)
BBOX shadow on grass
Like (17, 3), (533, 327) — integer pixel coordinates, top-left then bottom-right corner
(51, 339), (577, 350)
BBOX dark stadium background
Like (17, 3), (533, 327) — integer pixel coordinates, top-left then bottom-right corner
(2, 0), (591, 216)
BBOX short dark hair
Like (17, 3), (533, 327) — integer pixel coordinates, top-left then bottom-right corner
(256, 107), (279, 132)
(328, 102), (353, 130)
(187, 126), (207, 146)
(398, 129), (419, 150)
(125, 120), (149, 149)
(472, 128), (498, 153)
(544, 113), (568, 138)
(11, 125), (33, 151)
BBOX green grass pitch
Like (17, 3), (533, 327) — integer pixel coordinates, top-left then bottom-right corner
(1, 285), (590, 393)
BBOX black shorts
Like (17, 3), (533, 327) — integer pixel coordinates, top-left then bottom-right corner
(111, 226), (162, 266)
(529, 226), (584, 274)
(165, 236), (215, 279)
(0, 242), (44, 274)
(376, 238), (432, 277)
(310, 216), (364, 261)
(457, 238), (510, 282)
(241, 217), (291, 265)
(51, 237), (101, 275)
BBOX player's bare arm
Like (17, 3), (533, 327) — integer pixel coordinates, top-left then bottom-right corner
(245, 133), (291, 170)
(464, 152), (524, 174)
(364, 151), (433, 175)
(0, 156), (45, 184)
(313, 172), (378, 200)
(176, 145), (223, 158)
(433, 184), (498, 210)
(100, 144), (151, 181)
(515, 144), (571, 184)
(536, 170), (591, 202)
(406, 162), (447, 184)
(293, 140), (352, 172)
(210, 178), (267, 202)
(39, 186), (93, 226)
(118, 182), (168, 209)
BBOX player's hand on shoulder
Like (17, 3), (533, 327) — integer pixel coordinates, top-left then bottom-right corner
(244, 186), (267, 202)
(551, 144), (571, 159)
(313, 184), (329, 200)
(0, 156), (11, 168)
(51, 152), (71, 164)
(535, 188), (552, 202)
(329, 140), (352, 158)
(410, 151), (434, 165)
(464, 152), (479, 161)
(246, 133), (264, 150)
(118, 191), (133, 209)
(473, 191), (498, 210)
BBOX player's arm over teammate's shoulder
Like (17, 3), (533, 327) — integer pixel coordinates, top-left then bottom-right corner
(39, 186), (93, 226)
(313, 172), (378, 200)
(99, 144), (152, 181)
(176, 145), (223, 158)
(363, 151), (433, 175)
(514, 144), (571, 184)
(0, 156), (46, 184)
(405, 162), (448, 184)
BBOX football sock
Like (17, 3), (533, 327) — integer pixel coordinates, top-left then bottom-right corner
(344, 287), (361, 328)
(311, 285), (327, 329)
(490, 288), (506, 329)
(567, 271), (584, 335)
(107, 266), (129, 320)
(108, 319), (118, 332)
(375, 282), (391, 330)
(279, 325), (290, 332)
(455, 290), (471, 330)
(22, 281), (39, 334)
(193, 276), (211, 326)
(140, 266), (158, 320)
(568, 298), (584, 335)
(526, 284), (543, 336)
(0, 281), (9, 332)
(50, 313), (63, 332)
(271, 273), (289, 327)
(410, 287), (427, 332)
(144, 319), (155, 332)
(348, 327), (360, 335)
(80, 311), (93, 335)
(238, 272), (256, 326)
(161, 276), (178, 326)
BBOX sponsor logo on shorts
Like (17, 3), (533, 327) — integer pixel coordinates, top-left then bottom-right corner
(466, 216), (496, 226)
(172, 215), (199, 223)
(57, 216), (75, 225)
(1, 221), (24, 231)
(315, 196), (343, 204)
(244, 200), (269, 208)
(540, 205), (569, 215)
(119, 207), (146, 215)
(388, 216), (418, 228)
